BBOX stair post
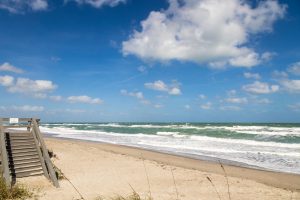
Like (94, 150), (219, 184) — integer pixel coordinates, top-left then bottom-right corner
(0, 126), (11, 186)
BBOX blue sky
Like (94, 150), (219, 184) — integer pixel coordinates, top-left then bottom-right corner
(0, 0), (300, 122)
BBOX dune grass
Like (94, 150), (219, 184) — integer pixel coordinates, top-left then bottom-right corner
(0, 176), (32, 200)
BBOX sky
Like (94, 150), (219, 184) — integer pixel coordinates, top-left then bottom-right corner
(0, 0), (300, 122)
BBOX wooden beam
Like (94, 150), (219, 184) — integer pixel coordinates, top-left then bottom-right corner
(32, 119), (59, 188)
(31, 128), (50, 179)
(0, 126), (11, 186)
(0, 118), (39, 122)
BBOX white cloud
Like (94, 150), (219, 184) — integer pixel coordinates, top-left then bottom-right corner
(225, 97), (248, 104)
(272, 70), (288, 79)
(255, 98), (271, 104)
(120, 89), (144, 99)
(0, 62), (24, 73)
(120, 89), (162, 108)
(0, 76), (57, 99)
(122, 0), (285, 68)
(200, 102), (212, 110)
(67, 95), (103, 104)
(49, 95), (63, 101)
(261, 52), (276, 62)
(244, 72), (261, 79)
(0, 0), (48, 13)
(7, 78), (57, 94)
(12, 105), (44, 112)
(280, 79), (300, 93)
(288, 62), (300, 76)
(220, 105), (241, 111)
(67, 0), (126, 8)
(242, 81), (279, 94)
(145, 80), (181, 95)
(0, 75), (14, 87)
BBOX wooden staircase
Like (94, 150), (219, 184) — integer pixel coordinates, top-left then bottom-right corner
(0, 118), (59, 187)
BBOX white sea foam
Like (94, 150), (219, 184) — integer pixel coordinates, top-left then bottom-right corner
(40, 124), (300, 174)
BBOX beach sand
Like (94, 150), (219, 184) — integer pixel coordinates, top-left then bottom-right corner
(19, 138), (300, 200)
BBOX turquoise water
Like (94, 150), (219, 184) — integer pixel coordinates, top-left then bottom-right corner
(41, 123), (300, 174)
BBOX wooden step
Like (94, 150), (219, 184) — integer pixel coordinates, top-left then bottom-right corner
(15, 170), (44, 178)
(8, 139), (35, 143)
(8, 135), (33, 139)
(13, 163), (42, 171)
(12, 155), (40, 162)
(8, 141), (35, 146)
(10, 143), (36, 148)
(9, 152), (39, 158)
(10, 146), (36, 151)
(13, 159), (41, 166)
(10, 149), (37, 154)
(13, 167), (43, 175)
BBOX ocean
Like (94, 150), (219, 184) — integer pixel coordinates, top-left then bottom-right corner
(40, 123), (300, 174)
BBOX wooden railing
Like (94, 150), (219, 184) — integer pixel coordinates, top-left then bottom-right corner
(0, 118), (59, 187)
(0, 125), (11, 185)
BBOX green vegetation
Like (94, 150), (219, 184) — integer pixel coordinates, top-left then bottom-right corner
(0, 176), (32, 200)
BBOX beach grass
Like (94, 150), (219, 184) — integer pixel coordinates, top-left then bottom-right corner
(0, 176), (32, 200)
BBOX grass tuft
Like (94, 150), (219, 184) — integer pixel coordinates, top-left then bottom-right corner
(0, 176), (32, 200)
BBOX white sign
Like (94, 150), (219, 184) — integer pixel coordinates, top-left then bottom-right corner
(9, 118), (19, 124)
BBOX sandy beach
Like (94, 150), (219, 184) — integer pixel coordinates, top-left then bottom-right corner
(16, 137), (300, 200)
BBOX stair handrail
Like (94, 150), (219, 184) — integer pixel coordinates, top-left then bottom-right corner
(0, 125), (11, 186)
(31, 118), (59, 187)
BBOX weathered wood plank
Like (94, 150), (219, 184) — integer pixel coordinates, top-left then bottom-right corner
(0, 126), (11, 186)
(32, 119), (59, 187)
(31, 127), (50, 179)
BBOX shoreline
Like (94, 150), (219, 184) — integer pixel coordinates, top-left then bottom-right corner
(45, 136), (300, 191)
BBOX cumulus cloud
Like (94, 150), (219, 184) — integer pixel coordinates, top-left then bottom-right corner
(0, 62), (24, 73)
(67, 0), (126, 8)
(7, 78), (57, 94)
(120, 89), (144, 99)
(0, 0), (48, 13)
(120, 89), (153, 106)
(144, 80), (181, 95)
(244, 72), (261, 79)
(225, 97), (248, 104)
(0, 75), (14, 87)
(288, 61), (300, 76)
(280, 79), (300, 93)
(122, 0), (286, 68)
(242, 81), (279, 94)
(0, 75), (57, 99)
(272, 70), (288, 79)
(67, 95), (103, 104)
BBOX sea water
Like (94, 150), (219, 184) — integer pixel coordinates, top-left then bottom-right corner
(40, 123), (300, 174)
